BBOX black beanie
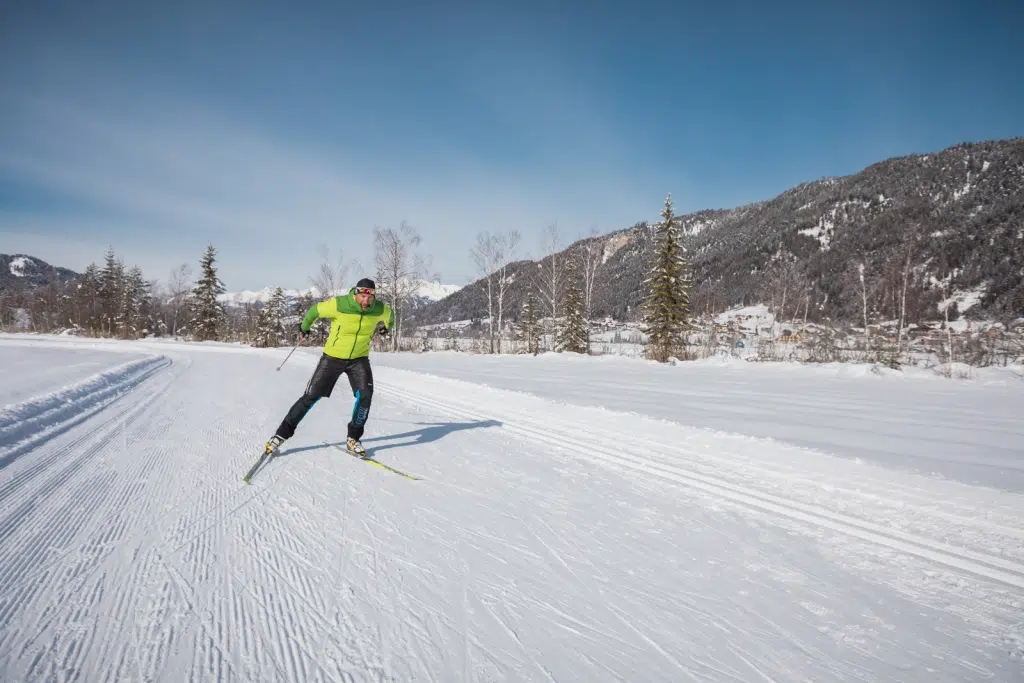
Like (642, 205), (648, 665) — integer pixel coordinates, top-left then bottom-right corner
(356, 278), (375, 289)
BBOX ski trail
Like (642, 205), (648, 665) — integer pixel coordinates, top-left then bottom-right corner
(3, 340), (1021, 681)
(0, 354), (171, 469)
(385, 383), (1024, 591)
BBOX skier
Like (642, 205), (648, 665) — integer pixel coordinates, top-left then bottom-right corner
(263, 278), (394, 457)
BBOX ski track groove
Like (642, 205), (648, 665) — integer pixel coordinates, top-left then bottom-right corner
(385, 385), (1024, 591)
(222, 465), (394, 683)
(0, 361), (178, 675)
(32, 427), (183, 675)
(0, 355), (172, 470)
(5, 344), (1021, 682)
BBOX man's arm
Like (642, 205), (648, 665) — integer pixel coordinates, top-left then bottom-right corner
(299, 298), (337, 335)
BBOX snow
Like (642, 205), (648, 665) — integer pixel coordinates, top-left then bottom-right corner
(8, 256), (32, 277)
(414, 280), (462, 301)
(600, 233), (631, 264)
(799, 214), (834, 250)
(217, 285), (314, 305)
(953, 178), (973, 201)
(0, 344), (151, 406)
(939, 284), (988, 313)
(1, 334), (1023, 682)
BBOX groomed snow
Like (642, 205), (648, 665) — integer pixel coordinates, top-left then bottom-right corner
(1, 334), (1022, 682)
(0, 344), (151, 406)
(374, 351), (1024, 491)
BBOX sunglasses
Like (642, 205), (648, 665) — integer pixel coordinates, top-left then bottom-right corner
(354, 287), (375, 296)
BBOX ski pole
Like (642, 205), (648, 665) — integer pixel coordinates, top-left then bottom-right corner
(276, 337), (301, 371)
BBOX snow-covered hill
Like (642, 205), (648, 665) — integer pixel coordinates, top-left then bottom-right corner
(1, 334), (1022, 681)
(0, 253), (80, 291)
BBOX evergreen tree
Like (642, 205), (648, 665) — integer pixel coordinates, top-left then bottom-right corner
(556, 252), (589, 354)
(641, 193), (692, 362)
(75, 263), (102, 333)
(123, 266), (150, 338)
(517, 289), (541, 355)
(189, 244), (226, 341)
(254, 286), (288, 347)
(100, 247), (125, 335)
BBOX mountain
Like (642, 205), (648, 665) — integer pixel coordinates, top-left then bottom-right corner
(217, 281), (463, 309)
(409, 137), (1024, 328)
(0, 254), (81, 292)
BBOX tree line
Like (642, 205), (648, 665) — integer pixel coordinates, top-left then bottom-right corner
(1, 193), (694, 363)
(467, 192), (691, 362)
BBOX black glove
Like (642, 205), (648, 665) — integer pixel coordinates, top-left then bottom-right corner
(297, 324), (307, 340)
(376, 322), (389, 336)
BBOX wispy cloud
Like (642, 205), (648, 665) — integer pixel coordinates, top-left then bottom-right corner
(0, 55), (672, 289)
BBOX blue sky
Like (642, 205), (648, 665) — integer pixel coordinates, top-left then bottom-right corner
(1, 0), (1021, 291)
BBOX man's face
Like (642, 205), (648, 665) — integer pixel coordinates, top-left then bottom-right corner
(354, 287), (374, 309)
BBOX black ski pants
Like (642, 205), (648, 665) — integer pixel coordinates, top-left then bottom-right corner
(275, 354), (374, 441)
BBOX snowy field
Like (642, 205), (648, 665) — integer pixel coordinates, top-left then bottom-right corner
(375, 351), (1024, 492)
(1, 334), (1022, 682)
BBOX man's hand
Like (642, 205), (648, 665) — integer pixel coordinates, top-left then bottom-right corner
(297, 323), (307, 341)
(375, 321), (389, 337)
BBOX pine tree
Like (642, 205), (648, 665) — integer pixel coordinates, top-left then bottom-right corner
(100, 248), (125, 335)
(254, 286), (288, 347)
(75, 263), (102, 333)
(189, 244), (226, 341)
(517, 289), (541, 355)
(556, 253), (589, 354)
(124, 266), (150, 338)
(115, 266), (147, 339)
(641, 193), (692, 362)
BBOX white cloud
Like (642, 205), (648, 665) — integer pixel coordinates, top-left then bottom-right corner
(0, 82), (676, 290)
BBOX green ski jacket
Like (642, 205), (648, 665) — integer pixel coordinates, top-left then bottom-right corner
(300, 289), (394, 359)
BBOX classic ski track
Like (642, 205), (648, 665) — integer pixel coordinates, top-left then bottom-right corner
(0, 355), (172, 472)
(0, 356), (173, 510)
(0, 361), (176, 610)
(0, 361), (181, 679)
(225, 505), (362, 682)
(384, 385), (1024, 591)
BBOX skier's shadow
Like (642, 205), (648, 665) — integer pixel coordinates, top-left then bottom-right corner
(361, 419), (502, 455)
(280, 419), (501, 457)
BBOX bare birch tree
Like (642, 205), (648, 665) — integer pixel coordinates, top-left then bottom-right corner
(167, 263), (192, 336)
(309, 244), (349, 298)
(579, 229), (603, 321)
(373, 221), (433, 351)
(470, 229), (520, 353)
(470, 232), (500, 354)
(897, 235), (917, 357)
(533, 223), (563, 350)
(493, 230), (520, 353)
(858, 262), (870, 347)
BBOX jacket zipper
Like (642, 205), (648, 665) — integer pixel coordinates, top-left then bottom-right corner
(348, 311), (365, 358)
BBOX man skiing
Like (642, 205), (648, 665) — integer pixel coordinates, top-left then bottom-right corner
(264, 278), (394, 457)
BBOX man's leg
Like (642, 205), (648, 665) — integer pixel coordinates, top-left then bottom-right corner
(272, 354), (344, 443)
(345, 357), (374, 443)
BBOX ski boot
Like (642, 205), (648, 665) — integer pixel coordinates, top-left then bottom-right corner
(346, 437), (366, 457)
(265, 434), (286, 455)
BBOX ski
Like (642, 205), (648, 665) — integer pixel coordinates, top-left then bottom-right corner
(242, 448), (275, 484)
(324, 441), (422, 480)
